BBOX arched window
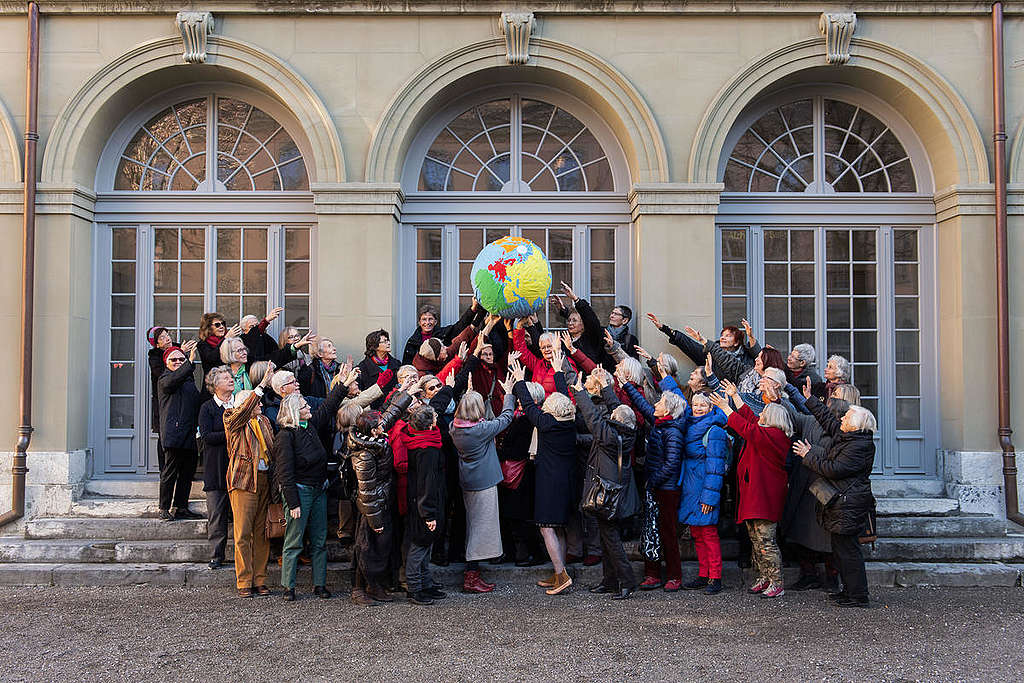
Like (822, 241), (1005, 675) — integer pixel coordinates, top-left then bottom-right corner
(114, 96), (308, 191)
(95, 87), (315, 477)
(723, 97), (916, 193)
(716, 89), (936, 478)
(418, 96), (613, 192)
(402, 88), (630, 334)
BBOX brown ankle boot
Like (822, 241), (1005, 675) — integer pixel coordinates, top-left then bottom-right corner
(350, 589), (377, 606)
(545, 570), (573, 595)
(536, 572), (558, 588)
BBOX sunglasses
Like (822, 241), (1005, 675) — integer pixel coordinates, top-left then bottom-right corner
(212, 321), (226, 328)
(427, 384), (441, 392)
(168, 356), (186, 363)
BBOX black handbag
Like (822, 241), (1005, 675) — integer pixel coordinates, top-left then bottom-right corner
(808, 476), (840, 507)
(581, 435), (625, 521)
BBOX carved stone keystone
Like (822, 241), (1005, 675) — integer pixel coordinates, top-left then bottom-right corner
(176, 11), (215, 64)
(499, 12), (535, 65)
(819, 12), (856, 65)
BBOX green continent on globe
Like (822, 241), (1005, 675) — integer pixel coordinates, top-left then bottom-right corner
(470, 236), (552, 318)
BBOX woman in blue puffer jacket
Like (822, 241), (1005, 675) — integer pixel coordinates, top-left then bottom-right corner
(622, 381), (686, 592)
(677, 392), (731, 595)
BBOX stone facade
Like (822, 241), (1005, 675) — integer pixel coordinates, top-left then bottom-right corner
(0, 2), (1021, 525)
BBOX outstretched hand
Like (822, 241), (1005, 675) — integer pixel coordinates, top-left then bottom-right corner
(802, 376), (813, 399)
(646, 312), (662, 329)
(683, 326), (706, 344)
(793, 440), (811, 458)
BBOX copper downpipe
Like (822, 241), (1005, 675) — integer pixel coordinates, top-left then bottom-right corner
(991, 2), (1024, 527)
(0, 1), (38, 528)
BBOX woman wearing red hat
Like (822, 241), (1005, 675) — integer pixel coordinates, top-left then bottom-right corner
(156, 339), (203, 521)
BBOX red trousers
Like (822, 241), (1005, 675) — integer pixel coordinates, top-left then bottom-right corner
(644, 489), (681, 582)
(690, 524), (722, 580)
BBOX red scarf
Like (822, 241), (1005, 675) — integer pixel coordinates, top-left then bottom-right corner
(655, 416), (674, 426)
(404, 427), (442, 449)
(205, 335), (223, 347)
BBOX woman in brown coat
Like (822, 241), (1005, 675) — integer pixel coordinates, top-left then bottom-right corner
(223, 366), (276, 598)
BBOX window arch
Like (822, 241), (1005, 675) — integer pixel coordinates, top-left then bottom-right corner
(114, 95), (309, 191)
(722, 95), (917, 193)
(416, 94), (616, 193)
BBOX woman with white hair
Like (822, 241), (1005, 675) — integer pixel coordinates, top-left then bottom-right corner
(508, 354), (578, 596)
(622, 379), (687, 592)
(220, 337), (252, 395)
(821, 355), (853, 397)
(197, 365), (234, 570)
(786, 343), (823, 391)
(708, 380), (793, 599)
(793, 385), (877, 608)
(450, 382), (517, 593)
(513, 318), (576, 396)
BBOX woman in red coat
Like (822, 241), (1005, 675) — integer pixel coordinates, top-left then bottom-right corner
(512, 322), (575, 397)
(708, 379), (793, 599)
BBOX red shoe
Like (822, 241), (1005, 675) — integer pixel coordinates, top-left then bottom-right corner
(663, 579), (682, 592)
(478, 575), (496, 589)
(748, 578), (770, 594)
(760, 583), (785, 599)
(462, 570), (494, 594)
(639, 576), (663, 590)
(582, 554), (601, 567)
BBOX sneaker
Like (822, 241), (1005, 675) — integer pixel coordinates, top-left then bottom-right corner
(704, 579), (723, 595)
(760, 583), (785, 599)
(790, 574), (822, 591)
(748, 578), (770, 594)
(683, 576), (709, 591)
(639, 576), (663, 590)
(663, 579), (682, 592)
(408, 590), (435, 606)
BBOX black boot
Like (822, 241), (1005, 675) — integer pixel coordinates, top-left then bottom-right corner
(313, 586), (332, 599)
(282, 588), (295, 602)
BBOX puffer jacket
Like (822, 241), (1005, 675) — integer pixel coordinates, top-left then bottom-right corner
(347, 391), (413, 532)
(677, 408), (730, 526)
(574, 386), (640, 520)
(623, 383), (684, 491)
(800, 395), (876, 534)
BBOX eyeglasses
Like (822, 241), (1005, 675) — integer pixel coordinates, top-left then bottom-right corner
(284, 378), (298, 386)
(168, 356), (186, 364)
(212, 321), (226, 329)
(427, 384), (441, 392)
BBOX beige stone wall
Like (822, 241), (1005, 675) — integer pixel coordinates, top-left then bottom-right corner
(0, 8), (1015, 463)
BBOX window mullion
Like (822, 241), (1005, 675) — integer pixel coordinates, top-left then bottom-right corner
(205, 224), (217, 313)
(511, 94), (522, 190)
(813, 97), (826, 193)
(206, 95), (216, 191)
(813, 225), (827, 369)
(750, 225), (764, 337)
(267, 224), (283, 338)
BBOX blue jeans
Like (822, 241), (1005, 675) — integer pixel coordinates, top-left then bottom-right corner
(281, 484), (327, 589)
(405, 541), (434, 593)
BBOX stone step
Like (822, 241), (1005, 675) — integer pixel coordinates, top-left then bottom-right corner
(871, 479), (946, 498)
(864, 536), (1024, 562)
(68, 497), (208, 519)
(0, 536), (353, 564)
(26, 517), (206, 541)
(83, 479), (204, 499)
(0, 561), (1019, 589)
(875, 516), (1008, 538)
(876, 497), (960, 517)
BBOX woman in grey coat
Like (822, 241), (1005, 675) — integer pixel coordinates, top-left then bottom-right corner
(450, 386), (516, 593)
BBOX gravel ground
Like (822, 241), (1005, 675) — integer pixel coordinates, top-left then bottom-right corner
(0, 583), (1022, 681)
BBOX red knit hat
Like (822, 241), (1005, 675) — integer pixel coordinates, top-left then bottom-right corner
(147, 326), (168, 348)
(162, 346), (184, 364)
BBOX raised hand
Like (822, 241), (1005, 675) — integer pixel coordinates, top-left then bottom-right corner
(683, 326), (706, 344)
(225, 324), (243, 339)
(508, 350), (521, 364)
(457, 341), (469, 360)
(508, 358), (526, 383)
(297, 331), (317, 349)
(646, 312), (662, 329)
(483, 314), (501, 333)
(793, 440), (811, 458)
(572, 371), (584, 392)
(550, 343), (565, 371)
(260, 362), (276, 387)
(474, 332), (487, 356)
(741, 317), (754, 342)
(344, 368), (360, 386)
(635, 346), (653, 361)
(444, 372), (456, 388)
(720, 378), (739, 397)
(181, 339), (198, 353)
(802, 376), (813, 399)
(707, 391), (731, 415)
(558, 331), (576, 355)
(603, 330), (616, 351)
(704, 352), (713, 378)
(560, 280), (578, 301)
(594, 368), (611, 388)
(265, 306), (284, 323)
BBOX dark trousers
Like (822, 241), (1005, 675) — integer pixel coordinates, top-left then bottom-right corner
(597, 518), (636, 590)
(205, 489), (230, 562)
(644, 489), (682, 582)
(831, 532), (868, 600)
(406, 541), (435, 593)
(159, 447), (197, 511)
(155, 436), (165, 471)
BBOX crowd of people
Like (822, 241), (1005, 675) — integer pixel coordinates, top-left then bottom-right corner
(147, 281), (877, 608)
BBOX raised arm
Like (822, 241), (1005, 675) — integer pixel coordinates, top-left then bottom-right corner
(512, 327), (543, 373)
(705, 341), (748, 384)
(223, 389), (265, 433)
(622, 382), (656, 423)
(573, 388), (614, 445)
(805, 394), (842, 438)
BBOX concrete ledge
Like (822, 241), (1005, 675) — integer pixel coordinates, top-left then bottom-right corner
(892, 562), (1022, 588)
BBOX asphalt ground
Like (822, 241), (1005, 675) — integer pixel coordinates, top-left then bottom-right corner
(0, 584), (1021, 682)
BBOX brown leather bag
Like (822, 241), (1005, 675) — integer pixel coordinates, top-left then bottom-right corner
(265, 503), (286, 539)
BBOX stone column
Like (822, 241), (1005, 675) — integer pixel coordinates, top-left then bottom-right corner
(311, 183), (404, 357)
(628, 183), (721, 368)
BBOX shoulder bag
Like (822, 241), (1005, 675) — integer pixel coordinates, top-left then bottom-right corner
(581, 434), (625, 521)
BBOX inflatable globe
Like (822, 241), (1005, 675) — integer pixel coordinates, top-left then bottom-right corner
(470, 236), (552, 319)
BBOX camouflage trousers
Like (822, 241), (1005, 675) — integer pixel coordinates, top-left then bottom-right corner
(745, 519), (783, 586)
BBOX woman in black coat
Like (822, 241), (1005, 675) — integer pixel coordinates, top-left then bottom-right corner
(197, 365), (233, 568)
(156, 340), (202, 520)
(573, 374), (640, 599)
(793, 392), (877, 608)
(147, 326), (176, 470)
(499, 384), (542, 567)
(356, 329), (402, 409)
(509, 354), (577, 596)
